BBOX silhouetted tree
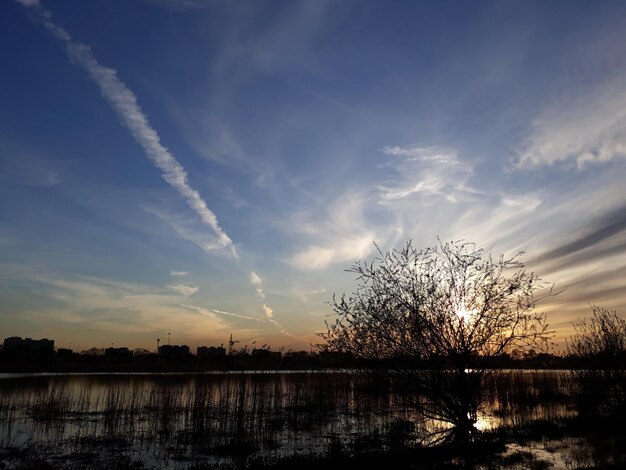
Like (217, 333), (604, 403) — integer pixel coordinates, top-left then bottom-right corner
(319, 239), (554, 444)
(568, 305), (626, 418)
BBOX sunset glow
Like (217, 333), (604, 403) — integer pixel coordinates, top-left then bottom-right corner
(456, 305), (475, 324)
(1, 0), (626, 352)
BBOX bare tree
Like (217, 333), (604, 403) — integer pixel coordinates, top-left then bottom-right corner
(568, 306), (626, 418)
(319, 239), (554, 443)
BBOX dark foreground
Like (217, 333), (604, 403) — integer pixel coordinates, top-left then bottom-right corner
(3, 418), (625, 469)
(1, 372), (624, 469)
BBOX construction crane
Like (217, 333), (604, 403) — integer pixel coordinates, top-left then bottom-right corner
(228, 334), (239, 356)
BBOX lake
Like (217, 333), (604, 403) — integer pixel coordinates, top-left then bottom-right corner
(0, 370), (614, 468)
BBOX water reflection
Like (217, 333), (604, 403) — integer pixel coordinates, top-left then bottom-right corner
(0, 371), (608, 468)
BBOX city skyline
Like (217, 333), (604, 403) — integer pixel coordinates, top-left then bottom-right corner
(2, 0), (626, 351)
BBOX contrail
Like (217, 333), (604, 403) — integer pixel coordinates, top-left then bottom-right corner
(16, 0), (302, 338)
(15, 0), (237, 258)
(180, 304), (264, 322)
(249, 271), (266, 299)
(249, 271), (293, 336)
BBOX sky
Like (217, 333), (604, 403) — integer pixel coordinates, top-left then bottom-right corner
(2, 0), (626, 352)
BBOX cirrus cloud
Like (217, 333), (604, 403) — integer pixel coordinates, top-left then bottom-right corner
(516, 78), (626, 170)
(166, 284), (199, 297)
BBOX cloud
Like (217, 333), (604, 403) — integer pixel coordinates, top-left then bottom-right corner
(292, 235), (375, 270)
(0, 139), (64, 187)
(210, 0), (333, 78)
(245, 271), (293, 336)
(249, 271), (266, 299)
(15, 0), (40, 7)
(288, 187), (394, 270)
(143, 0), (209, 11)
(46, 172), (60, 186)
(533, 203), (626, 264)
(261, 303), (297, 338)
(249, 271), (262, 285)
(15, 1), (71, 41)
(6, 272), (230, 337)
(289, 146), (483, 271)
(180, 304), (263, 322)
(291, 286), (327, 303)
(166, 284), (199, 297)
(516, 78), (626, 169)
(16, 0), (237, 259)
(170, 270), (188, 277)
(539, 239), (626, 276)
(246, 270), (293, 335)
(531, 205), (626, 278)
(20, 168), (61, 187)
(81, 307), (141, 322)
(379, 146), (480, 203)
(143, 204), (232, 256)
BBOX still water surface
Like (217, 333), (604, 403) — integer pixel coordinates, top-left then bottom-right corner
(0, 371), (579, 468)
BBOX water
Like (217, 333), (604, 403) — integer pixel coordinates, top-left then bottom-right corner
(0, 371), (591, 468)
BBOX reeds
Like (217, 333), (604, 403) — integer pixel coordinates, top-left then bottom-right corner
(484, 370), (572, 429)
(0, 371), (580, 468)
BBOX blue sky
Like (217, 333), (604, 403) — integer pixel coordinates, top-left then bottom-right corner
(2, 0), (626, 351)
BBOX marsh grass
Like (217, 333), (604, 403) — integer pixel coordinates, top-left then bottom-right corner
(0, 371), (591, 468)
(485, 371), (572, 428)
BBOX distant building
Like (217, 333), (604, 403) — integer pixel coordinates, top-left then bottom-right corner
(132, 348), (153, 357)
(57, 348), (74, 360)
(251, 348), (281, 360)
(319, 351), (353, 365)
(282, 350), (311, 367)
(197, 346), (226, 360)
(3, 337), (54, 355)
(105, 347), (132, 361)
(158, 344), (190, 360)
(82, 348), (105, 356)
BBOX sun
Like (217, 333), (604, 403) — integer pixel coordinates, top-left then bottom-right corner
(456, 304), (475, 323)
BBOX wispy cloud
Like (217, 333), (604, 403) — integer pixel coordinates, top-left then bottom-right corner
(180, 302), (297, 341)
(210, 0), (333, 79)
(144, 204), (232, 256)
(289, 189), (389, 270)
(7, 272), (230, 339)
(292, 235), (376, 270)
(379, 146), (480, 203)
(534, 203), (626, 264)
(288, 146), (484, 271)
(291, 286), (327, 303)
(262, 303), (296, 338)
(46, 172), (60, 186)
(180, 304), (264, 322)
(248, 270), (294, 337)
(16, 0), (237, 259)
(249, 271), (262, 285)
(516, 78), (626, 169)
(143, 0), (210, 11)
(262, 304), (273, 318)
(165, 284), (199, 297)
(170, 270), (188, 277)
(249, 271), (266, 299)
